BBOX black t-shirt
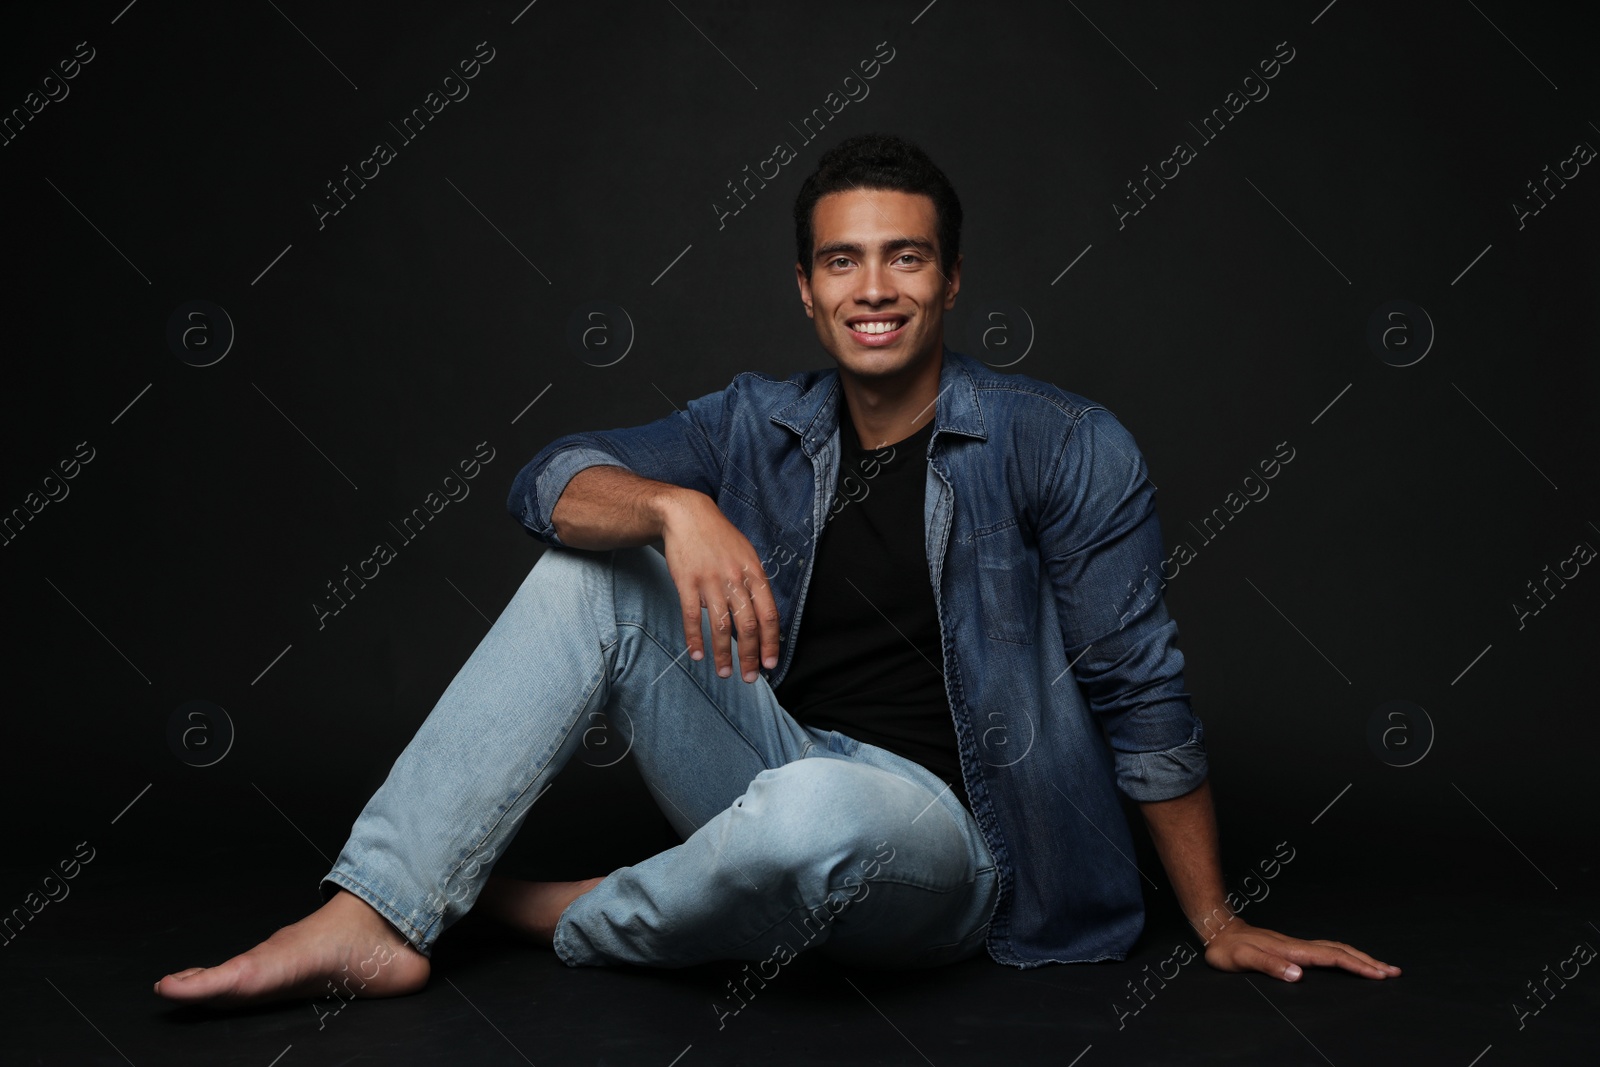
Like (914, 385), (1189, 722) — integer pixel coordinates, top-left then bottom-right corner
(772, 414), (970, 812)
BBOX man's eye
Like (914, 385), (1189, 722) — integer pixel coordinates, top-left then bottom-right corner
(896, 253), (921, 264)
(829, 257), (852, 269)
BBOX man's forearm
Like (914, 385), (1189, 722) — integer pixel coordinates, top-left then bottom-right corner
(550, 465), (696, 550)
(1137, 778), (1238, 943)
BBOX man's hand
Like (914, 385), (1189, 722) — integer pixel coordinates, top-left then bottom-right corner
(1202, 917), (1401, 982)
(549, 467), (782, 683)
(1139, 779), (1400, 983)
(659, 489), (781, 683)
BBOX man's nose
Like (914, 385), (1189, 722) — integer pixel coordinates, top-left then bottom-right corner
(855, 262), (898, 303)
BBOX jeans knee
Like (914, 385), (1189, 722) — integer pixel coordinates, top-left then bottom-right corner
(524, 544), (606, 595)
(522, 545), (665, 618)
(726, 759), (956, 891)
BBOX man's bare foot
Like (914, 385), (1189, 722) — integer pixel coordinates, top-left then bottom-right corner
(154, 888), (430, 1006)
(476, 874), (607, 947)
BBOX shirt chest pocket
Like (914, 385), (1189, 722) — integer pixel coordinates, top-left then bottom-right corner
(971, 518), (1035, 645)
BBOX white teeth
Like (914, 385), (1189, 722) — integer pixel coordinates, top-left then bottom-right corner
(851, 321), (901, 334)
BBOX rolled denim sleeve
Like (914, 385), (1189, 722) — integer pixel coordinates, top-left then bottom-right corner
(512, 445), (632, 547)
(1036, 406), (1209, 802)
(1113, 717), (1208, 802)
(506, 380), (738, 548)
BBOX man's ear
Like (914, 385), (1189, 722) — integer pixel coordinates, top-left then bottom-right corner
(943, 252), (963, 310)
(795, 262), (814, 318)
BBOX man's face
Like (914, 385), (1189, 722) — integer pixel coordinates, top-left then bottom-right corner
(795, 188), (961, 383)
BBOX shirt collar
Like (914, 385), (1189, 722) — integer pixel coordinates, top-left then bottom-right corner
(772, 344), (989, 457)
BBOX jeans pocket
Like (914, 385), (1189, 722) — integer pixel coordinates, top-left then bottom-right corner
(920, 866), (998, 968)
(921, 918), (991, 968)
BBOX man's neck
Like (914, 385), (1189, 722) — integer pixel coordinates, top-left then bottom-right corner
(837, 348), (944, 451)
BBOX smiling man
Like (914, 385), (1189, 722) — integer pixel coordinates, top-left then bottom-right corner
(154, 133), (1396, 1007)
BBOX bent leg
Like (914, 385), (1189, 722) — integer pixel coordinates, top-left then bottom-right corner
(554, 753), (997, 970)
(321, 545), (814, 957)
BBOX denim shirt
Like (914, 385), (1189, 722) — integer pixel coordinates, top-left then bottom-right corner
(506, 346), (1208, 967)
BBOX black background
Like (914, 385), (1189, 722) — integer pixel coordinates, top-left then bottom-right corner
(3, 2), (1596, 1064)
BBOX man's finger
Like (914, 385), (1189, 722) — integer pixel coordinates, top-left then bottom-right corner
(1304, 939), (1399, 974)
(726, 576), (764, 682)
(677, 583), (704, 662)
(706, 588), (736, 678)
(1280, 941), (1397, 978)
(1223, 941), (1302, 981)
(744, 569), (782, 673)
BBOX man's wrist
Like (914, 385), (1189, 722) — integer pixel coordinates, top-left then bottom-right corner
(652, 484), (701, 539)
(1191, 905), (1247, 945)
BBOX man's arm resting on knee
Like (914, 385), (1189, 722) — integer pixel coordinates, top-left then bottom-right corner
(550, 464), (694, 550)
(550, 465), (781, 683)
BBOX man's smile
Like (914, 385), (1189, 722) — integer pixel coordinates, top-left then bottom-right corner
(845, 314), (909, 345)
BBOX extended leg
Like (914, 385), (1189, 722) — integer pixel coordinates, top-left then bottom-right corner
(155, 544), (814, 1004)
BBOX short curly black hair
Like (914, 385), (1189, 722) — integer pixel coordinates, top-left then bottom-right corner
(792, 133), (962, 279)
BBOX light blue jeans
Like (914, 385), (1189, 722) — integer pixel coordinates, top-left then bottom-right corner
(321, 545), (998, 970)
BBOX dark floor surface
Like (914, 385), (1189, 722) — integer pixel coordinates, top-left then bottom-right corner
(4, 795), (1595, 1067)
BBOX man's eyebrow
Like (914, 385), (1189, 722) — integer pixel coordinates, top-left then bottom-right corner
(812, 236), (938, 262)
